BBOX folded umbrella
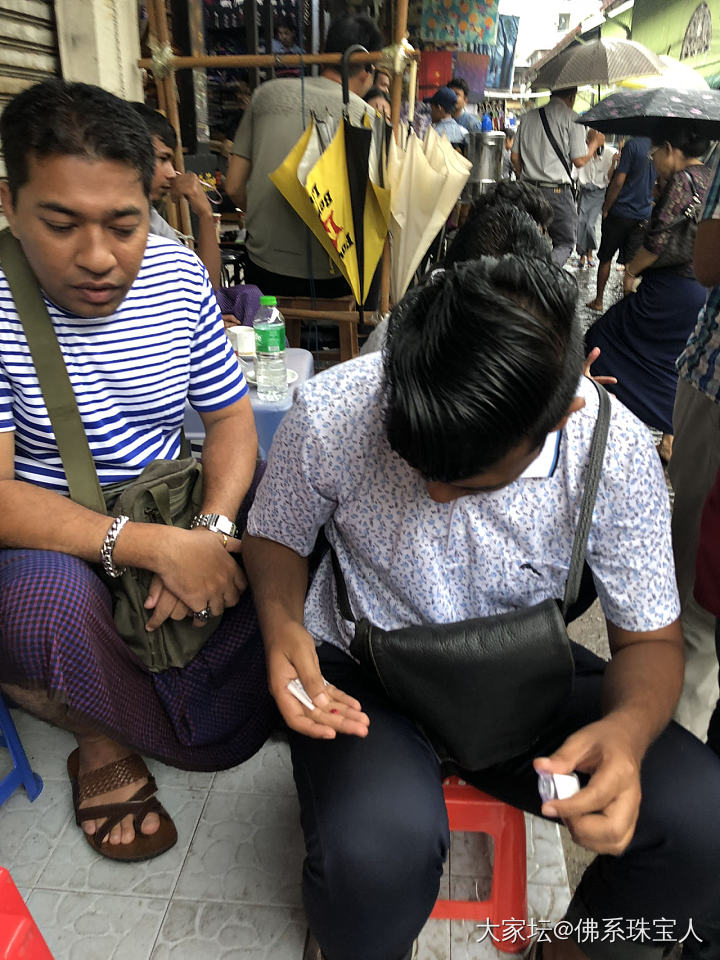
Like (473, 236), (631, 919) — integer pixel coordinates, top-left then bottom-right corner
(387, 126), (471, 303)
(532, 38), (663, 91)
(578, 86), (720, 139)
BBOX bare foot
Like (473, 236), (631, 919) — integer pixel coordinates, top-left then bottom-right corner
(586, 299), (603, 312)
(76, 735), (160, 846)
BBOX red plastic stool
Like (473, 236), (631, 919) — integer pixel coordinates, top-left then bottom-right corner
(0, 868), (53, 959)
(431, 777), (530, 954)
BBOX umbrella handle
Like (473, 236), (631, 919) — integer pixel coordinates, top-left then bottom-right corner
(341, 44), (369, 109)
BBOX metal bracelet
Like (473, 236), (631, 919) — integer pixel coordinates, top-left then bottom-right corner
(100, 515), (130, 579)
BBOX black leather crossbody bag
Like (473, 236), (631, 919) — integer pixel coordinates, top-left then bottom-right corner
(331, 382), (610, 770)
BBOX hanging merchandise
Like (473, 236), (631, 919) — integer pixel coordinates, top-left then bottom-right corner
(421, 0), (499, 51)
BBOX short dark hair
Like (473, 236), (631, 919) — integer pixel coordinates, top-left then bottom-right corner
(130, 101), (178, 151)
(324, 14), (383, 76)
(383, 255), (583, 481)
(0, 79), (155, 202)
(444, 202), (552, 264)
(486, 180), (554, 230)
(364, 85), (391, 105)
(276, 14), (297, 35)
(448, 77), (469, 98)
(552, 86), (577, 100)
(651, 123), (710, 159)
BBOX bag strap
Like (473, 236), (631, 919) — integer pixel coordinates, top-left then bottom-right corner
(0, 229), (106, 513)
(332, 380), (611, 624)
(539, 107), (575, 188)
(560, 381), (610, 617)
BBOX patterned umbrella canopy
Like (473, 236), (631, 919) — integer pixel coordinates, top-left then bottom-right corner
(532, 39), (663, 91)
(578, 87), (720, 139)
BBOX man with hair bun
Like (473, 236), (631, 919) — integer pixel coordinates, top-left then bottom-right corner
(244, 254), (720, 960)
(225, 13), (383, 297)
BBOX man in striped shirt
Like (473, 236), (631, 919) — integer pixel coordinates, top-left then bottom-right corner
(0, 80), (273, 862)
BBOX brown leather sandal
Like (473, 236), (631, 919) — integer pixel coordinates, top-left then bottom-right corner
(67, 748), (178, 862)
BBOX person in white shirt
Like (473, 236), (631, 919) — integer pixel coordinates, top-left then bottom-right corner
(576, 129), (616, 268)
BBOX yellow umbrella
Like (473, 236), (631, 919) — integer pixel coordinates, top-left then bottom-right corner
(270, 114), (390, 305)
(269, 119), (345, 272)
(619, 55), (709, 90)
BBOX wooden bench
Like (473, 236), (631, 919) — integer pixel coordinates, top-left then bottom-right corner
(276, 296), (365, 364)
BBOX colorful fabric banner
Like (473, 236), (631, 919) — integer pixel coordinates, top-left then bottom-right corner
(454, 53), (490, 100)
(421, 0), (499, 51)
(478, 14), (520, 92)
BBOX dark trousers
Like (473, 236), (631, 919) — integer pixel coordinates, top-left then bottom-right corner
(538, 185), (577, 266)
(243, 255), (352, 300)
(289, 642), (720, 960)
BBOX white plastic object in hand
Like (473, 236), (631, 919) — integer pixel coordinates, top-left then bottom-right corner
(287, 678), (315, 711)
(537, 772), (580, 804)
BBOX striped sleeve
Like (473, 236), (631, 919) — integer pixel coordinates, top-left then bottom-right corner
(187, 273), (248, 411)
(0, 363), (14, 433)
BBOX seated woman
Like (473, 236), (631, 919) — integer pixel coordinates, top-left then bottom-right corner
(585, 123), (711, 464)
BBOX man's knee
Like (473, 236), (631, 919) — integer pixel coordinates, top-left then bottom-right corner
(0, 549), (108, 678)
(318, 783), (448, 901)
(305, 788), (448, 960)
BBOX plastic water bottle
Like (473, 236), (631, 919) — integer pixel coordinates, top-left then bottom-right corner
(253, 295), (288, 402)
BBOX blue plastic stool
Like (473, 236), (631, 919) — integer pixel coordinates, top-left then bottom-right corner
(0, 695), (43, 805)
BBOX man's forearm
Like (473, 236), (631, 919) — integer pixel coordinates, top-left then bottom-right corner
(195, 213), (222, 289)
(0, 478), (163, 569)
(602, 629), (684, 762)
(225, 155), (250, 210)
(199, 399), (258, 519)
(242, 532), (309, 640)
(602, 174), (624, 215)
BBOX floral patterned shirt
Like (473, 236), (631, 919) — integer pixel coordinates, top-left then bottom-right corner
(677, 156), (720, 402)
(248, 354), (680, 652)
(644, 163), (711, 279)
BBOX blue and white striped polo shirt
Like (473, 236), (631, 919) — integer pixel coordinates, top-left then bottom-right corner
(0, 234), (247, 493)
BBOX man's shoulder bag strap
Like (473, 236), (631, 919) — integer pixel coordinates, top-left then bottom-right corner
(539, 106), (576, 191)
(0, 228), (106, 513)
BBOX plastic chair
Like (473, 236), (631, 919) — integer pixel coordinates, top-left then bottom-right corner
(431, 777), (529, 954)
(0, 867), (54, 959)
(0, 694), (43, 805)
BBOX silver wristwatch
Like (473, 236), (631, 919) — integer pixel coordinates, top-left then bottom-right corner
(190, 513), (238, 538)
(100, 515), (130, 578)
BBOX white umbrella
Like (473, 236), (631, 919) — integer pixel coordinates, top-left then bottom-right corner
(387, 127), (471, 303)
(618, 54), (710, 91)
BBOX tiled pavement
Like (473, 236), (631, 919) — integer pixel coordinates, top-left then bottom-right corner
(0, 708), (571, 959)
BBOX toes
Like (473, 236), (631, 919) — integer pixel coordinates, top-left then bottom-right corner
(107, 821), (125, 845)
(82, 821), (96, 837)
(140, 812), (161, 837)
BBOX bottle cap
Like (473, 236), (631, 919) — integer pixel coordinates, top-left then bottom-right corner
(259, 295), (277, 306)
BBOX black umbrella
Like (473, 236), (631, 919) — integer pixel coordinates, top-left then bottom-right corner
(532, 38), (663, 91)
(577, 86), (720, 139)
(341, 44), (373, 312)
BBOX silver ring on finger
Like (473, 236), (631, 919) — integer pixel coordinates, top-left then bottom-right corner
(193, 604), (212, 622)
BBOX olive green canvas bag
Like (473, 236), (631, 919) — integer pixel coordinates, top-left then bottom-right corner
(0, 229), (220, 672)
